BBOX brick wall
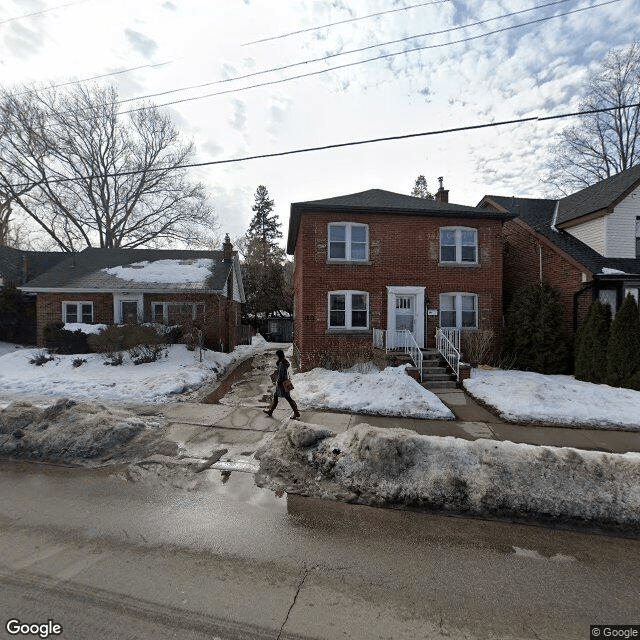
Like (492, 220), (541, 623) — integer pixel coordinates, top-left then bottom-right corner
(36, 293), (114, 345)
(502, 219), (592, 337)
(292, 212), (506, 371)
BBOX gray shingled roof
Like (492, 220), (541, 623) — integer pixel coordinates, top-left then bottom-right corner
(484, 195), (640, 277)
(287, 188), (514, 254)
(20, 248), (234, 292)
(0, 247), (67, 286)
(556, 164), (640, 226)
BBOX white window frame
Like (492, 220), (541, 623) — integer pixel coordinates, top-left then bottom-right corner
(439, 227), (478, 264)
(327, 222), (369, 262)
(62, 301), (94, 324)
(152, 301), (205, 324)
(328, 290), (369, 330)
(439, 293), (478, 329)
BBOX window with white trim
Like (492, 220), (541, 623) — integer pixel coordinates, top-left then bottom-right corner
(328, 291), (369, 329)
(440, 227), (478, 263)
(63, 301), (94, 324)
(439, 293), (477, 329)
(328, 223), (368, 261)
(152, 302), (205, 324)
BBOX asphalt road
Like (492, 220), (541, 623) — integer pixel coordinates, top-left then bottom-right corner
(0, 461), (638, 640)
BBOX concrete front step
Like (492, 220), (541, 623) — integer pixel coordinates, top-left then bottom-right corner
(421, 380), (458, 390)
(422, 373), (453, 382)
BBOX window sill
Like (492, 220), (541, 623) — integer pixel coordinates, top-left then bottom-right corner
(438, 261), (480, 267)
(326, 328), (371, 335)
(326, 259), (372, 265)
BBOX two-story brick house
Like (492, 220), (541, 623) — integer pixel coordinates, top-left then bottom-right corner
(479, 164), (640, 336)
(287, 188), (514, 371)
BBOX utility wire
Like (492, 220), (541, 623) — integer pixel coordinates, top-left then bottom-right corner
(120, 0), (620, 114)
(114, 0), (575, 109)
(242, 0), (451, 46)
(0, 0), (90, 26)
(10, 102), (640, 188)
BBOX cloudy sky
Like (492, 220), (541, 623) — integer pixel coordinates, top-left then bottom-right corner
(1, 0), (638, 250)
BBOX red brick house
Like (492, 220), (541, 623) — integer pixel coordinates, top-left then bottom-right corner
(479, 164), (640, 336)
(19, 236), (245, 350)
(287, 187), (514, 372)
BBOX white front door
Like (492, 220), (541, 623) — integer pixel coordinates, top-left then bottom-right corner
(113, 293), (144, 324)
(386, 286), (425, 348)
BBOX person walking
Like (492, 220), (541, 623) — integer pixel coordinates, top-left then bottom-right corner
(263, 349), (301, 419)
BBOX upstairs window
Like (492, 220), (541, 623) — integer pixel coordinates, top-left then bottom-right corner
(328, 291), (369, 330)
(63, 301), (93, 324)
(328, 223), (368, 261)
(440, 227), (478, 263)
(635, 216), (640, 258)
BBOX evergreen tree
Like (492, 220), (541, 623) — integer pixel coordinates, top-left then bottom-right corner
(411, 175), (434, 199)
(606, 293), (640, 389)
(574, 300), (611, 383)
(242, 186), (292, 322)
(502, 282), (569, 374)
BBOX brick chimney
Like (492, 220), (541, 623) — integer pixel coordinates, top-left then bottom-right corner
(435, 176), (449, 203)
(222, 233), (233, 261)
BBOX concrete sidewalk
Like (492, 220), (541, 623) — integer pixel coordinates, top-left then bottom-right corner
(160, 391), (640, 456)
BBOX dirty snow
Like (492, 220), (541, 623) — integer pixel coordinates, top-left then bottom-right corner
(256, 421), (640, 528)
(0, 398), (161, 463)
(292, 365), (454, 420)
(464, 368), (640, 429)
(103, 258), (214, 284)
(0, 338), (272, 407)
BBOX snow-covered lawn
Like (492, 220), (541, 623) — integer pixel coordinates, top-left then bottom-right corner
(0, 336), (272, 407)
(465, 368), (640, 429)
(292, 365), (454, 420)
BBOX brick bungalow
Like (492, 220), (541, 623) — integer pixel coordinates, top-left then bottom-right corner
(287, 186), (514, 371)
(20, 235), (245, 351)
(479, 164), (640, 336)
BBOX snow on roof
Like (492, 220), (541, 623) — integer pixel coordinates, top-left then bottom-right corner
(601, 267), (628, 275)
(102, 258), (215, 284)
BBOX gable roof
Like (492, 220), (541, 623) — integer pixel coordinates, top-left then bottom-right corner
(0, 247), (67, 286)
(20, 248), (237, 293)
(482, 195), (640, 277)
(287, 188), (514, 254)
(556, 164), (640, 226)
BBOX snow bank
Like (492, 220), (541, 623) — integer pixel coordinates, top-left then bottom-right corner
(63, 323), (107, 334)
(256, 421), (640, 528)
(292, 366), (454, 419)
(465, 369), (640, 429)
(0, 398), (156, 462)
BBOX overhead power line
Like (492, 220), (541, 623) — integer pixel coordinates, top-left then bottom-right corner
(115, 0), (575, 109)
(242, 0), (451, 46)
(120, 0), (620, 114)
(0, 0), (89, 26)
(10, 102), (640, 188)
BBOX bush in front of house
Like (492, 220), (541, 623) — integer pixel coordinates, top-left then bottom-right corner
(501, 281), (569, 374)
(574, 300), (611, 384)
(0, 285), (36, 344)
(87, 324), (166, 365)
(606, 293), (640, 390)
(461, 329), (495, 366)
(43, 321), (92, 354)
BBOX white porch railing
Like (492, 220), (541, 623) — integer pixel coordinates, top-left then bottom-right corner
(435, 327), (461, 381)
(373, 328), (423, 381)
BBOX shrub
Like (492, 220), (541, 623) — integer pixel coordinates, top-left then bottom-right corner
(501, 281), (569, 374)
(88, 324), (166, 365)
(87, 325), (127, 364)
(72, 358), (87, 368)
(574, 300), (611, 383)
(461, 330), (495, 366)
(43, 322), (91, 354)
(29, 350), (54, 366)
(606, 293), (640, 389)
(0, 285), (35, 344)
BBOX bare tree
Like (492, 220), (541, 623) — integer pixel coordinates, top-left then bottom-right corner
(545, 41), (640, 194)
(0, 84), (217, 251)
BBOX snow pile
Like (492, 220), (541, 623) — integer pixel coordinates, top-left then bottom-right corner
(0, 342), (269, 406)
(63, 323), (107, 334)
(465, 369), (640, 429)
(292, 366), (454, 419)
(0, 342), (23, 357)
(0, 398), (153, 462)
(103, 258), (214, 284)
(256, 421), (640, 528)
(251, 333), (268, 347)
